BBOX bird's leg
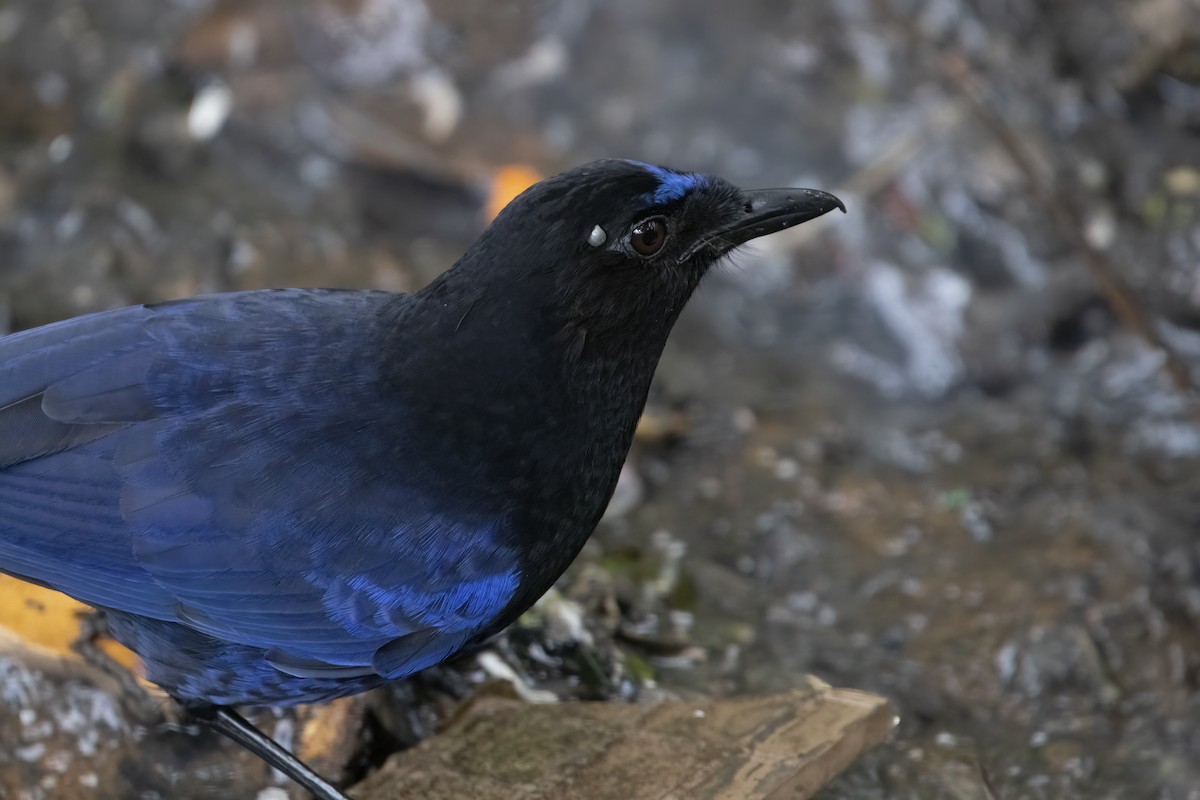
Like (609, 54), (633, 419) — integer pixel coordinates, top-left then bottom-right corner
(71, 610), (163, 722)
(186, 704), (350, 800)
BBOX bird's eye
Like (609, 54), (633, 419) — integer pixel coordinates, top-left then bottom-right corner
(630, 217), (668, 257)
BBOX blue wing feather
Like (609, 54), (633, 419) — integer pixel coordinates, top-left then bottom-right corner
(0, 304), (154, 408)
(0, 395), (125, 469)
(0, 289), (521, 695)
(0, 442), (179, 617)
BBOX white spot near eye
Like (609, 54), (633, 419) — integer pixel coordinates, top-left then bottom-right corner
(587, 225), (607, 247)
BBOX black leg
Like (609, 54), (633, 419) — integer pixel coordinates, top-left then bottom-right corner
(187, 704), (350, 800)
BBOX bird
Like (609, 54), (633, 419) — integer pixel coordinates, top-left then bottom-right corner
(0, 159), (843, 799)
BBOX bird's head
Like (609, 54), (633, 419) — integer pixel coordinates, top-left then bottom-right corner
(444, 159), (844, 361)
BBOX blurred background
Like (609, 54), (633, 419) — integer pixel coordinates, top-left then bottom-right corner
(2, 0), (1200, 798)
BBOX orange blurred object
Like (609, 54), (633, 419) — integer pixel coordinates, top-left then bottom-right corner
(486, 164), (543, 221)
(0, 574), (140, 672)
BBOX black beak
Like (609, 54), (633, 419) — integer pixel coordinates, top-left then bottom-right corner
(694, 187), (845, 256)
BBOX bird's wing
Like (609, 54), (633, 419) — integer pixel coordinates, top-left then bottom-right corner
(0, 290), (520, 679)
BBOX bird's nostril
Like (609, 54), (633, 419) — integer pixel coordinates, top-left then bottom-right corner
(743, 202), (755, 214)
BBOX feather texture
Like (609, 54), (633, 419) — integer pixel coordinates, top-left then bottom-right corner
(0, 290), (519, 702)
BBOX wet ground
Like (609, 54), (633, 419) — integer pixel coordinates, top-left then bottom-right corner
(2, 0), (1200, 798)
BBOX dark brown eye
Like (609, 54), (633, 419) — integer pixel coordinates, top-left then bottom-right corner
(630, 217), (668, 257)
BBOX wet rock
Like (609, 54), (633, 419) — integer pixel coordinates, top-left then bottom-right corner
(0, 638), (391, 799)
(994, 624), (1116, 702)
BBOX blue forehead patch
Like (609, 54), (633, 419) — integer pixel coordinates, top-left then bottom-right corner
(625, 160), (709, 205)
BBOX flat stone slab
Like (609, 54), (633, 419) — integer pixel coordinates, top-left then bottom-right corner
(352, 679), (895, 800)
